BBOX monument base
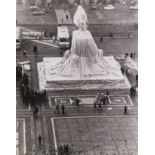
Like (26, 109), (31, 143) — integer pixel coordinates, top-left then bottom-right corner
(37, 56), (131, 91)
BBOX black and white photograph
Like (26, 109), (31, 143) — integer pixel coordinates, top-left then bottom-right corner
(16, 0), (139, 155)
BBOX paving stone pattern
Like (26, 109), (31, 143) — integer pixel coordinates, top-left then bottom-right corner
(54, 116), (138, 155)
(16, 117), (32, 155)
(49, 95), (133, 107)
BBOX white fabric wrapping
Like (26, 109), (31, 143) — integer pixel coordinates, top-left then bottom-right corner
(49, 29), (107, 77)
(73, 5), (88, 27)
(46, 5), (123, 78)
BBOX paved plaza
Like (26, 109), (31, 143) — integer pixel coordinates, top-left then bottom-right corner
(16, 112), (137, 155)
(16, 117), (35, 155)
(52, 116), (138, 155)
(16, 37), (138, 154)
(16, 1), (138, 155)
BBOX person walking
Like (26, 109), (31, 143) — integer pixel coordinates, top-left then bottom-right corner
(136, 74), (138, 86)
(94, 100), (97, 112)
(38, 135), (42, 147)
(130, 53), (133, 58)
(34, 107), (39, 118)
(130, 86), (134, 97)
(66, 14), (69, 20)
(106, 90), (110, 104)
(124, 105), (128, 114)
(75, 98), (80, 106)
(61, 104), (65, 114)
(33, 45), (38, 55)
(100, 36), (103, 43)
(55, 103), (59, 114)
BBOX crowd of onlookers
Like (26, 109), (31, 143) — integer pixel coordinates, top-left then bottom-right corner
(57, 144), (70, 155)
(124, 52), (136, 59)
(16, 65), (47, 109)
(48, 143), (123, 155)
(48, 144), (75, 155)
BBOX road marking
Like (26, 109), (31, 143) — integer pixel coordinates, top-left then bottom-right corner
(109, 96), (126, 105)
(23, 119), (26, 154)
(16, 118), (26, 155)
(51, 118), (58, 155)
(53, 115), (134, 120)
(127, 95), (134, 106)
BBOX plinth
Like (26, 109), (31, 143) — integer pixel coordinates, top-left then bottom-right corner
(37, 56), (130, 91)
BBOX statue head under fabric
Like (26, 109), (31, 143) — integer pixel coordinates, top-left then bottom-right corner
(73, 5), (88, 30)
(78, 19), (87, 31)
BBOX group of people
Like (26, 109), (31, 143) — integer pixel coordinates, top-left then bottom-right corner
(17, 66), (29, 89)
(22, 45), (38, 57)
(94, 91), (109, 111)
(21, 85), (47, 107)
(57, 144), (70, 155)
(125, 52), (136, 59)
(17, 69), (47, 107)
(55, 103), (65, 114)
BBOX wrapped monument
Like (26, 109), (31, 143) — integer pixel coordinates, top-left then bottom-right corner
(37, 5), (130, 90)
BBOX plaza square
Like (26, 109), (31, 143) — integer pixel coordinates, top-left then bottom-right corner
(16, 0), (138, 155)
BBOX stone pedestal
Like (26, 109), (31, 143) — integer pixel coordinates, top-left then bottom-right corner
(37, 56), (130, 91)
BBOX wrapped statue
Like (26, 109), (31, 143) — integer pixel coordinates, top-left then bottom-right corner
(50, 5), (108, 78)
(37, 5), (130, 90)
